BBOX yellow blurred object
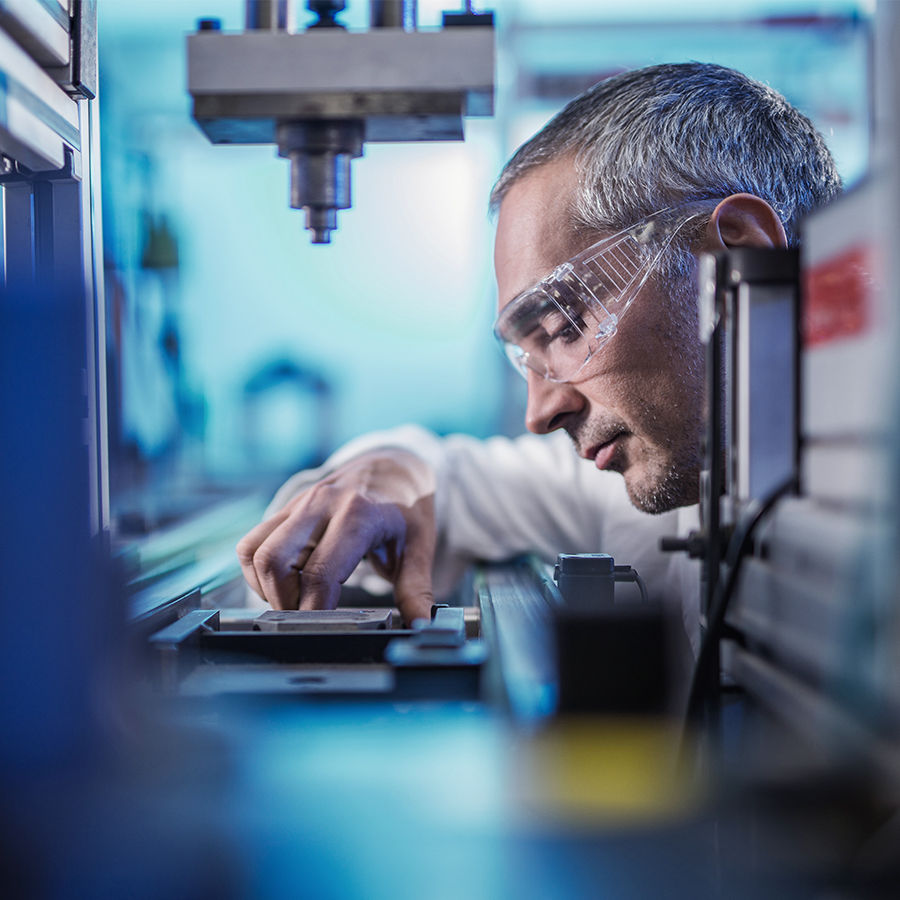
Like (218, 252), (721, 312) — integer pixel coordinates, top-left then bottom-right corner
(513, 718), (702, 827)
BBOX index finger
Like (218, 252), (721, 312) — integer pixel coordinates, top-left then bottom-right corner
(296, 506), (389, 610)
(236, 507), (292, 599)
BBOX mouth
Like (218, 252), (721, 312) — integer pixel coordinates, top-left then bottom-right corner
(584, 433), (626, 471)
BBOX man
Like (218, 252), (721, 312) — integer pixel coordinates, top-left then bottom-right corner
(237, 63), (841, 647)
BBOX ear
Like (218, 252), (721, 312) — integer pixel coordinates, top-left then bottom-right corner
(702, 193), (787, 251)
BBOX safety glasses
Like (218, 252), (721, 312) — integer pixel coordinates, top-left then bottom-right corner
(493, 204), (709, 383)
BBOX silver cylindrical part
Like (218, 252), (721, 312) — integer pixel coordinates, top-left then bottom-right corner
(277, 121), (364, 244)
(369, 0), (417, 30)
(246, 0), (294, 30)
(289, 151), (352, 243)
(288, 151), (352, 210)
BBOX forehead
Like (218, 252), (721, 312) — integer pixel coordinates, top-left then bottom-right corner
(493, 156), (584, 310)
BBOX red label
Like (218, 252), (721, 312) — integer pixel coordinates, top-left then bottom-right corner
(803, 246), (879, 348)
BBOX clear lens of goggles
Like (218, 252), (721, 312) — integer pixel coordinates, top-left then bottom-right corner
(494, 205), (707, 382)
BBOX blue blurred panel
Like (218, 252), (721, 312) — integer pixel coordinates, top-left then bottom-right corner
(0, 282), (113, 773)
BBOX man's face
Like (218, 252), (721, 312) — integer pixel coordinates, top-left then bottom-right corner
(493, 157), (706, 513)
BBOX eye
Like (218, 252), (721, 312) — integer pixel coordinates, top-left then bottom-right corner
(556, 323), (583, 345)
(540, 310), (583, 345)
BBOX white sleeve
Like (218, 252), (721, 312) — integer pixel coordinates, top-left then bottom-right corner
(263, 425), (687, 606)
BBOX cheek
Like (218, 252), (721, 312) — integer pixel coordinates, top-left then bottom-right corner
(575, 291), (705, 415)
(627, 301), (704, 394)
(583, 333), (705, 427)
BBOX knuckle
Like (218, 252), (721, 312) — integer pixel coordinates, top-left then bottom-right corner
(311, 479), (341, 501)
(235, 536), (256, 566)
(343, 493), (381, 529)
(296, 482), (346, 520)
(343, 491), (372, 514)
(253, 546), (281, 578)
(299, 561), (334, 587)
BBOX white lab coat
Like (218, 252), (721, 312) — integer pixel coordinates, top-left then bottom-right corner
(263, 425), (703, 653)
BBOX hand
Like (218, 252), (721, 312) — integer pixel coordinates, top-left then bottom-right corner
(236, 449), (437, 624)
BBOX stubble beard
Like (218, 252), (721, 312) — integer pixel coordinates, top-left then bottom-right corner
(622, 431), (704, 514)
(576, 267), (707, 515)
(635, 281), (706, 514)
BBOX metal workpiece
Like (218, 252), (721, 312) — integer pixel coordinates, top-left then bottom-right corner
(254, 607), (392, 631)
(277, 119), (363, 243)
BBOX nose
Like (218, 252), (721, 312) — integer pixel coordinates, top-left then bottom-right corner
(524, 370), (585, 434)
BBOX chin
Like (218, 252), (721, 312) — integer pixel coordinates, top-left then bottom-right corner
(623, 461), (700, 515)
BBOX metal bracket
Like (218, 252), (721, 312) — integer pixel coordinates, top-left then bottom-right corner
(149, 609), (221, 646)
(0, 146), (79, 184)
(149, 609), (220, 691)
(388, 611), (483, 662)
(415, 604), (466, 646)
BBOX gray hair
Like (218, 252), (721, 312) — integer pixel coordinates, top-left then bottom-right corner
(489, 62), (842, 248)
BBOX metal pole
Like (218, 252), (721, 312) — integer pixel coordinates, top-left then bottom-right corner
(246, 0), (294, 30)
(370, 0), (417, 30)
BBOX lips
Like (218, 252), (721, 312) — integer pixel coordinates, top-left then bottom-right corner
(586, 433), (625, 470)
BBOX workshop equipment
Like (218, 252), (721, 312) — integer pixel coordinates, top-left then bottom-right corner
(187, 0), (494, 243)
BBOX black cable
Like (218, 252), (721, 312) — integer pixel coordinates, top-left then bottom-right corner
(683, 478), (797, 732)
